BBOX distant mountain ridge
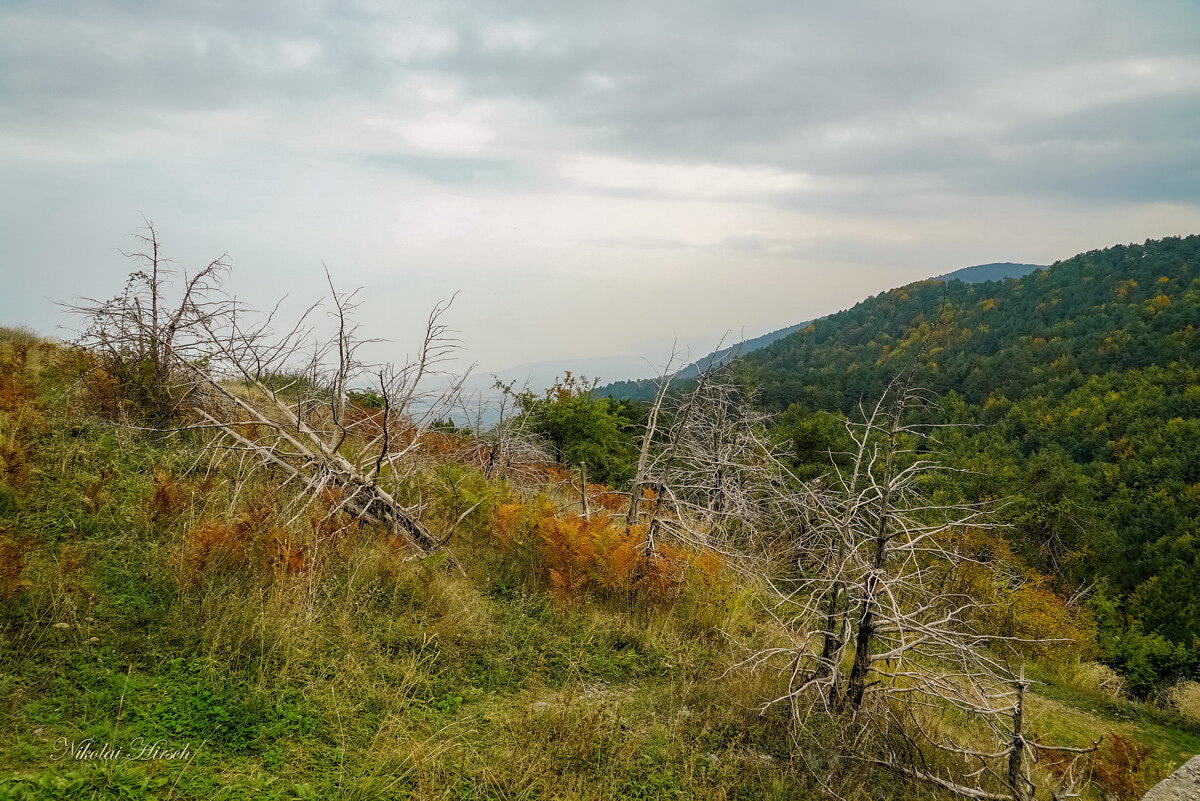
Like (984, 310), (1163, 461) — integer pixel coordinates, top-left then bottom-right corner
(934, 262), (1043, 283)
(598, 260), (1046, 400)
(673, 322), (811, 379)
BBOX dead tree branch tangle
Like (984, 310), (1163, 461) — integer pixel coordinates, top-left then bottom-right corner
(70, 224), (467, 555)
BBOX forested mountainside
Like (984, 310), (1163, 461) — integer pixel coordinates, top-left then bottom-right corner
(734, 235), (1200, 691)
(600, 261), (1046, 402)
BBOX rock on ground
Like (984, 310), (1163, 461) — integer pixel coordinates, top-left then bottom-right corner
(1143, 755), (1200, 801)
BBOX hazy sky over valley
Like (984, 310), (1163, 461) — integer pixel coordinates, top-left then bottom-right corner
(2, 0), (1198, 378)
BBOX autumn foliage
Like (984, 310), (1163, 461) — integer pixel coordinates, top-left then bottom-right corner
(0, 530), (29, 598)
(179, 490), (322, 580)
(308, 486), (358, 546)
(1090, 734), (1152, 801)
(180, 520), (250, 576)
(0, 342), (43, 487)
(491, 501), (723, 604)
(945, 527), (1093, 657)
(0, 343), (37, 413)
(148, 470), (187, 521)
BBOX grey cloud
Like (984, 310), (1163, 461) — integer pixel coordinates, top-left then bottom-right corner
(429, 1), (1200, 203)
(360, 153), (536, 187)
(992, 91), (1200, 204)
(5, 0), (1198, 207)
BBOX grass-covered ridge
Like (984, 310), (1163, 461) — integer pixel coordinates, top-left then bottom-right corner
(0, 332), (827, 800)
(0, 327), (1197, 800)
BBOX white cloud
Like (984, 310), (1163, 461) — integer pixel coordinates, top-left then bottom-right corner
(559, 156), (811, 200)
(377, 112), (498, 154)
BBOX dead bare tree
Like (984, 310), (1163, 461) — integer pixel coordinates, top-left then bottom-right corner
(624, 347), (740, 556)
(742, 378), (1096, 800)
(871, 671), (1099, 801)
(66, 217), (231, 421)
(578, 460), (591, 519)
(600, 340), (826, 583)
(751, 379), (996, 711)
(459, 378), (553, 483)
(70, 224), (470, 555)
(638, 377), (815, 572)
(623, 347), (683, 530)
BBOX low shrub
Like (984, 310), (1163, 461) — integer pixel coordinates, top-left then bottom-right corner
(1165, 679), (1200, 726)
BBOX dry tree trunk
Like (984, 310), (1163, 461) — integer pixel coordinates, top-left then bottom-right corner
(845, 383), (905, 710)
(1007, 678), (1031, 801)
(625, 352), (736, 562)
(184, 291), (464, 555)
(579, 460), (590, 519)
(625, 351), (677, 529)
(871, 673), (1099, 801)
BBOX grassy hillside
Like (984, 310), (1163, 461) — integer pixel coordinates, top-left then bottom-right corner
(0, 297), (1197, 799)
(0, 331), (885, 800)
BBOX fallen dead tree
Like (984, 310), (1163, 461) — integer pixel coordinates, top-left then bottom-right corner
(69, 222), (468, 555)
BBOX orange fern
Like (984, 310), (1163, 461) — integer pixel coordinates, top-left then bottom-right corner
(149, 470), (186, 520)
(0, 531), (29, 598)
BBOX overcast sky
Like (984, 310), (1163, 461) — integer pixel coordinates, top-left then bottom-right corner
(2, 1), (1198, 379)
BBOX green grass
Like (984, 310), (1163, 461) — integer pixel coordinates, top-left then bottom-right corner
(0, 557), (810, 800)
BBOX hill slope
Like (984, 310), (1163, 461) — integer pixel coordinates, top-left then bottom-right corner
(737, 238), (1195, 411)
(674, 322), (810, 380)
(2, 269), (1199, 797)
(600, 261), (1046, 401)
